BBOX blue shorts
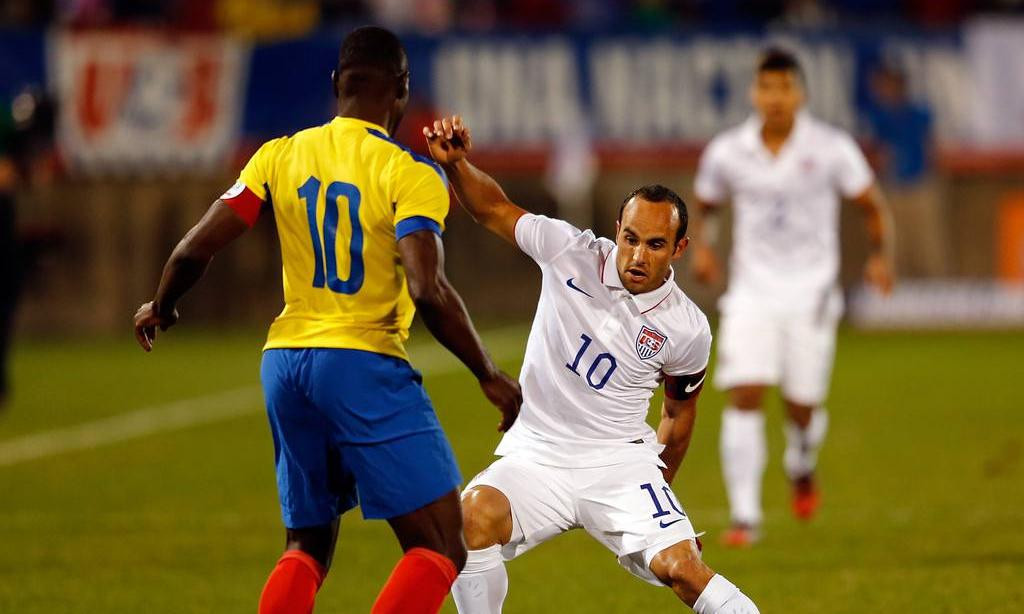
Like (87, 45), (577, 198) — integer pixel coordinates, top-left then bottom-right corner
(261, 348), (461, 527)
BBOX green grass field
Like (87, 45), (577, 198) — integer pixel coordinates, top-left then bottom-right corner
(1, 326), (1022, 613)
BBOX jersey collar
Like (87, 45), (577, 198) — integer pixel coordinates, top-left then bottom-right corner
(601, 246), (676, 314)
(740, 109), (811, 156)
(331, 116), (389, 135)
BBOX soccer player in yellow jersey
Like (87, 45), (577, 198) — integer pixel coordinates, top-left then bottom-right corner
(133, 27), (521, 614)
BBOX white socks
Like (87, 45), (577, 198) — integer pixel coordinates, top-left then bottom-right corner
(451, 545), (508, 614)
(720, 408), (767, 526)
(693, 574), (760, 614)
(784, 408), (828, 480)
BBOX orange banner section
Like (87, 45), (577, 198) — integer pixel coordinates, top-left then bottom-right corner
(999, 193), (1024, 282)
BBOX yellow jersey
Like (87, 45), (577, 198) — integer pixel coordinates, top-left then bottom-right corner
(231, 117), (449, 359)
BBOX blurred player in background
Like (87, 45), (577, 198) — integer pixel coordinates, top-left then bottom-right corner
(690, 48), (895, 547)
(0, 87), (56, 412)
(425, 116), (759, 614)
(133, 27), (521, 614)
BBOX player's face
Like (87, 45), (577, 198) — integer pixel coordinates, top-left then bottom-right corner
(751, 69), (804, 129)
(614, 198), (688, 295)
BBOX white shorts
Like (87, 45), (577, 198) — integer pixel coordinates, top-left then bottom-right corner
(464, 454), (699, 585)
(713, 309), (839, 406)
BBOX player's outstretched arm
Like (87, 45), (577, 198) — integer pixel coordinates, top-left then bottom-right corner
(423, 116), (527, 245)
(398, 229), (522, 431)
(657, 372), (706, 484)
(848, 183), (895, 294)
(133, 201), (250, 351)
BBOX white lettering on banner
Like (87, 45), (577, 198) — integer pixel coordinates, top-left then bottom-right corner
(965, 19), (1024, 146)
(436, 36), (865, 144)
(590, 38), (763, 141)
(433, 40), (583, 144)
(51, 30), (250, 173)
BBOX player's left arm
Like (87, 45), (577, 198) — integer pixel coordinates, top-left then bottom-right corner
(848, 182), (895, 294)
(657, 369), (706, 484)
(836, 132), (895, 294)
(133, 199), (253, 351)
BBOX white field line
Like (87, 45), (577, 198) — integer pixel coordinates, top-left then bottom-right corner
(0, 326), (529, 468)
(0, 386), (262, 467)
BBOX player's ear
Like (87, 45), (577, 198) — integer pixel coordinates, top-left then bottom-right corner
(396, 72), (409, 101)
(674, 236), (689, 258)
(331, 70), (339, 99)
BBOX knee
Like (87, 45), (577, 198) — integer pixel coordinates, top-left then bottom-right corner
(461, 486), (513, 551)
(784, 400), (815, 428)
(650, 541), (714, 604)
(730, 386), (765, 410)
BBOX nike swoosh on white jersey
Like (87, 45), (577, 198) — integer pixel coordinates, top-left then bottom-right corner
(684, 373), (707, 393)
(565, 277), (594, 298)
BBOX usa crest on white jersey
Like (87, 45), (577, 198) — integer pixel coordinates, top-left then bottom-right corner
(635, 326), (667, 360)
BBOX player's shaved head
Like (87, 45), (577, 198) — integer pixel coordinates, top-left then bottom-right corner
(338, 25), (407, 76)
(335, 26), (409, 100)
(333, 26), (411, 135)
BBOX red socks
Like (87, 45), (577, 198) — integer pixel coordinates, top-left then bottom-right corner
(258, 547), (457, 614)
(371, 548), (459, 614)
(258, 550), (326, 614)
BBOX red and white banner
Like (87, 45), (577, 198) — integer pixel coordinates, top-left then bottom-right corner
(50, 30), (249, 173)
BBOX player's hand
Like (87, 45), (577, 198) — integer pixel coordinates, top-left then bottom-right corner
(479, 370), (522, 432)
(691, 243), (721, 285)
(133, 301), (179, 352)
(864, 252), (894, 295)
(423, 115), (472, 165)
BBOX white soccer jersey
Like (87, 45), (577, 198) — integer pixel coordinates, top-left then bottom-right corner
(494, 214), (712, 468)
(694, 111), (874, 315)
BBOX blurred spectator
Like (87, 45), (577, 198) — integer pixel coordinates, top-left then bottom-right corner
(0, 0), (55, 26)
(367, 0), (452, 33)
(628, 0), (675, 28)
(866, 62), (948, 278)
(455, 0), (498, 30)
(217, 0), (320, 40)
(498, 0), (568, 28)
(774, 0), (834, 26)
(320, 0), (371, 23)
(0, 100), (16, 411)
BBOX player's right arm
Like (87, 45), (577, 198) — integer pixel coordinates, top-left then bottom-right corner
(690, 137), (730, 286)
(133, 139), (272, 351)
(133, 200), (252, 351)
(422, 116), (526, 245)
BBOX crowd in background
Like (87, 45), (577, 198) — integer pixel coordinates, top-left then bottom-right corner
(2, 0), (1024, 37)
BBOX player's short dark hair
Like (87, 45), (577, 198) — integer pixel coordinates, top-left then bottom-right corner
(757, 46), (804, 82)
(338, 26), (407, 74)
(618, 184), (689, 243)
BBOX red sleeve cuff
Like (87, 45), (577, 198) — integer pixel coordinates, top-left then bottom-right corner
(221, 184), (264, 227)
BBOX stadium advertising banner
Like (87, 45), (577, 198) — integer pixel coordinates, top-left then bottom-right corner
(427, 32), (981, 147)
(243, 29), (973, 147)
(0, 23), (1018, 159)
(50, 30), (250, 173)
